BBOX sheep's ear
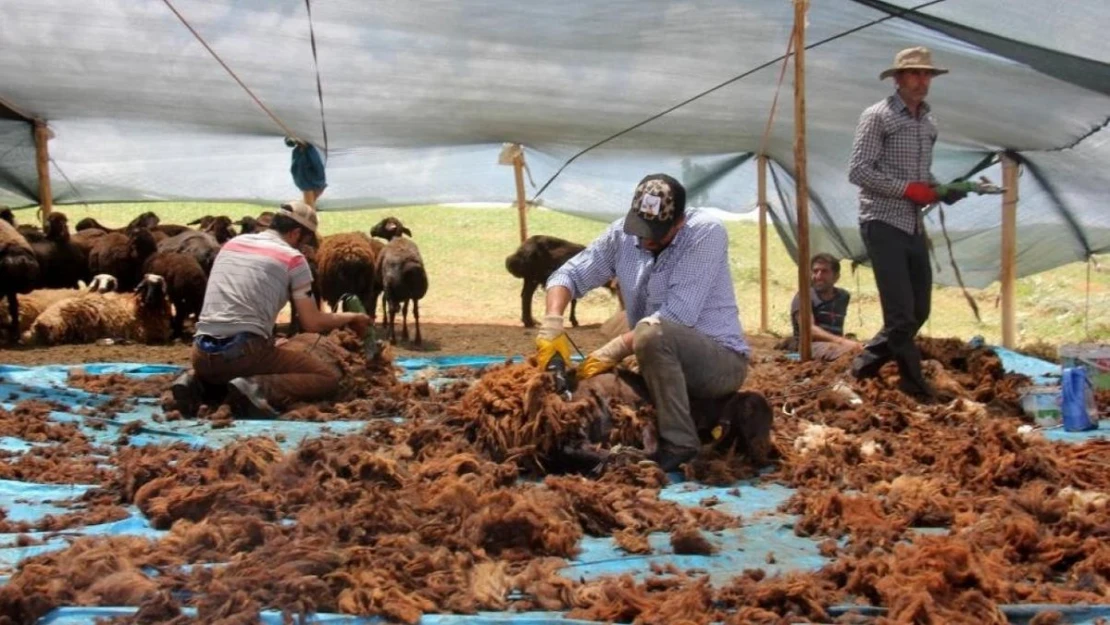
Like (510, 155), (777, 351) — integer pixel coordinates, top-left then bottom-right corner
(402, 227), (413, 237)
(186, 217), (203, 225)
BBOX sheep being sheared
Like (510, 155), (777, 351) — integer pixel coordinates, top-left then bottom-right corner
(31, 274), (173, 345)
(506, 235), (620, 328)
(553, 370), (775, 475)
(371, 217), (427, 346)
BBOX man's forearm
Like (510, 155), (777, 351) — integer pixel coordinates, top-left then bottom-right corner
(544, 285), (573, 317)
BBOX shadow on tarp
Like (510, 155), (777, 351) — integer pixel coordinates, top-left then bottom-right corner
(5, 360), (1110, 624)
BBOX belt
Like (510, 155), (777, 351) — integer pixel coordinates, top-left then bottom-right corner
(194, 332), (258, 355)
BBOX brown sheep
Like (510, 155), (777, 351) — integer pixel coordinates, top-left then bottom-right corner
(31, 274), (173, 345)
(157, 230), (221, 275)
(30, 212), (90, 289)
(143, 252), (207, 339)
(0, 288), (84, 342)
(0, 219), (41, 342)
(316, 232), (381, 314)
(74, 211), (159, 233)
(87, 227), (160, 292)
(371, 217), (427, 346)
(506, 234), (620, 328)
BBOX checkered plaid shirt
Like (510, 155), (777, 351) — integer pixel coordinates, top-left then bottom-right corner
(547, 208), (750, 355)
(849, 93), (939, 235)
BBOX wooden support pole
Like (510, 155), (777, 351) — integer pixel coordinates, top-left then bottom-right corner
(33, 120), (53, 224)
(757, 155), (769, 333)
(793, 0), (812, 362)
(1000, 153), (1019, 348)
(513, 151), (528, 244)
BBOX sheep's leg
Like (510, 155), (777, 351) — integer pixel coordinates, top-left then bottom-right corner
(5, 293), (17, 345)
(401, 300), (409, 341)
(413, 299), (422, 346)
(521, 279), (539, 328)
(172, 305), (187, 340)
(569, 298), (579, 328)
(386, 294), (398, 344)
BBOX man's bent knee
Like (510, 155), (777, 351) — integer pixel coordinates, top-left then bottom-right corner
(632, 320), (668, 358)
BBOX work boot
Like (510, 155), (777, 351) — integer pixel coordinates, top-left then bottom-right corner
(898, 378), (939, 405)
(226, 377), (277, 419)
(652, 446), (698, 473)
(851, 351), (887, 380)
(171, 372), (203, 418)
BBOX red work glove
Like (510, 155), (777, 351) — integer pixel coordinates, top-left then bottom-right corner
(903, 182), (939, 206)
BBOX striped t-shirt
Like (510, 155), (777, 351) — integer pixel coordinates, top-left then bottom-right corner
(195, 230), (314, 339)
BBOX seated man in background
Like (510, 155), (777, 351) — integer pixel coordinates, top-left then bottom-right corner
(171, 200), (370, 418)
(536, 173), (755, 472)
(790, 253), (860, 361)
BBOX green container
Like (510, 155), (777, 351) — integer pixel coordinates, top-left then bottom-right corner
(1059, 343), (1110, 392)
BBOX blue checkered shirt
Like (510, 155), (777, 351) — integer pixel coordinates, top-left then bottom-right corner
(547, 208), (750, 356)
(848, 93), (940, 235)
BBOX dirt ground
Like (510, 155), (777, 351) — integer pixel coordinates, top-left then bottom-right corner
(0, 322), (782, 368)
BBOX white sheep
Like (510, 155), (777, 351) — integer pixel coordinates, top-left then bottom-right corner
(31, 274), (173, 345)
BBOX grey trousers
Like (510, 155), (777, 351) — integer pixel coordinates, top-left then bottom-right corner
(633, 319), (749, 452)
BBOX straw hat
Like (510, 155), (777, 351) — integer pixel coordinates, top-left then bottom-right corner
(879, 46), (949, 80)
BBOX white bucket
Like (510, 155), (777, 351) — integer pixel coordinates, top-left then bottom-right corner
(1021, 385), (1062, 428)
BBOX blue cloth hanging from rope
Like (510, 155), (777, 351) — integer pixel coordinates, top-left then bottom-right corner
(286, 138), (327, 192)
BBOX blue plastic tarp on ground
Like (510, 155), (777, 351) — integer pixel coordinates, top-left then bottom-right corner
(4, 356), (1109, 624)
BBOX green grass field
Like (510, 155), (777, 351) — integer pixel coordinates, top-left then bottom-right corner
(12, 202), (1110, 352)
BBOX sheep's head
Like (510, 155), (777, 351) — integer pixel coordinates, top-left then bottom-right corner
(128, 211), (160, 230)
(44, 212), (69, 240)
(237, 212), (274, 235)
(89, 274), (119, 293)
(127, 228), (159, 261)
(370, 217), (412, 241)
(135, 274), (168, 309)
(75, 217), (103, 232)
(203, 216), (236, 244)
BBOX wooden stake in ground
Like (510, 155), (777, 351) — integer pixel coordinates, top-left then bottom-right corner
(793, 0), (812, 361)
(498, 143), (529, 244)
(34, 120), (53, 224)
(1000, 153), (1019, 348)
(758, 154), (769, 334)
(513, 152), (528, 244)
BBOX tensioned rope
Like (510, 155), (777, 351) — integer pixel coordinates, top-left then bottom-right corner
(160, 0), (302, 143)
(529, 0), (949, 201)
(304, 0), (329, 158)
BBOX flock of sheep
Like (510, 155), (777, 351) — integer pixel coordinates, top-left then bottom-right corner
(0, 208), (429, 347)
(0, 204), (620, 349)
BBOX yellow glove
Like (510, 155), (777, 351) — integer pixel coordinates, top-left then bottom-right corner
(578, 354), (617, 380)
(577, 334), (634, 380)
(535, 315), (571, 371)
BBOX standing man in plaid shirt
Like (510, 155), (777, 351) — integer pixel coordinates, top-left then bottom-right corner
(535, 173), (752, 471)
(848, 47), (967, 401)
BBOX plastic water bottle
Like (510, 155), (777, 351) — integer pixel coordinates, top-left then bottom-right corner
(1061, 367), (1097, 432)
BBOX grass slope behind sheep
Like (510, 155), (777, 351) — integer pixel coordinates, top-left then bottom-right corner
(31, 275), (173, 345)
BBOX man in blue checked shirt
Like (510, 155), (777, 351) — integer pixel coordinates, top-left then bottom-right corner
(847, 46), (967, 402)
(535, 173), (752, 472)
